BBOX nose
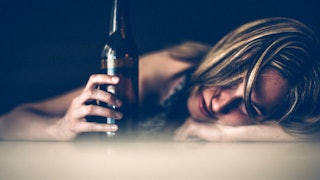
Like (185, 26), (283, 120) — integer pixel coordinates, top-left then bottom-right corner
(207, 83), (245, 114)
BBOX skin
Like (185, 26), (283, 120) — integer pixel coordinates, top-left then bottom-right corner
(175, 68), (294, 141)
(0, 50), (194, 141)
(0, 49), (296, 141)
(187, 68), (288, 126)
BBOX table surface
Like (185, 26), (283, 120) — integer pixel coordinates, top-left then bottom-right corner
(1, 135), (320, 180)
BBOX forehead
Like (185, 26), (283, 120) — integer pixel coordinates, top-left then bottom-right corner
(252, 68), (288, 114)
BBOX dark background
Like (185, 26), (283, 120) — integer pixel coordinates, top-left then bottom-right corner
(1, 0), (319, 114)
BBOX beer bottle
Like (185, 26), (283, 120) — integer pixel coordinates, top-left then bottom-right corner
(87, 0), (139, 137)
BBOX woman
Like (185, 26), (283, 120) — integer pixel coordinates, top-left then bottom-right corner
(175, 17), (320, 141)
(0, 17), (319, 141)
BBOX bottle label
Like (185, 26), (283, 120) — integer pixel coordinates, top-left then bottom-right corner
(101, 56), (134, 70)
(99, 57), (138, 101)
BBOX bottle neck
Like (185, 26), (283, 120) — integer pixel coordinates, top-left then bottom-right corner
(109, 0), (131, 39)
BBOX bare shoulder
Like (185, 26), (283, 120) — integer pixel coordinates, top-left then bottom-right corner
(139, 50), (194, 105)
(139, 50), (194, 81)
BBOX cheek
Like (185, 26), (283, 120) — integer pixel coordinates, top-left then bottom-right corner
(187, 94), (209, 122)
(187, 95), (198, 118)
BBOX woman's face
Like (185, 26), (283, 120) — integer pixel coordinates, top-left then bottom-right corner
(187, 68), (288, 126)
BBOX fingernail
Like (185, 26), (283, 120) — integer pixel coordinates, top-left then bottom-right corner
(116, 112), (123, 119)
(116, 99), (122, 107)
(111, 125), (118, 131)
(111, 76), (119, 83)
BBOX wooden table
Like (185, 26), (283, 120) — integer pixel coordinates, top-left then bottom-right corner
(1, 137), (320, 180)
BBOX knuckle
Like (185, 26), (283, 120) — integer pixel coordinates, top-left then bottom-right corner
(83, 88), (96, 99)
(87, 123), (95, 131)
(85, 105), (95, 114)
(105, 74), (115, 81)
(71, 97), (79, 105)
(89, 74), (98, 81)
(88, 88), (97, 97)
(87, 88), (95, 97)
(104, 93), (112, 102)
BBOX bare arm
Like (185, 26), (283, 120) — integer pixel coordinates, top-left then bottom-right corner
(174, 117), (298, 142)
(0, 88), (80, 141)
(0, 74), (122, 141)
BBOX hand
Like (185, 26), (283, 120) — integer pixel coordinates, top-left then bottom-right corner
(174, 117), (226, 142)
(56, 74), (123, 140)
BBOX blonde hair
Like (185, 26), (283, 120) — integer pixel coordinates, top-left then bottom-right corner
(190, 17), (320, 139)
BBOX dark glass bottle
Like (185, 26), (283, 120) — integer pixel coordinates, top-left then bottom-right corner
(87, 0), (139, 137)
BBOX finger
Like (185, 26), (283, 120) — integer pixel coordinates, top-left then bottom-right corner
(72, 105), (123, 120)
(174, 121), (197, 141)
(174, 126), (197, 141)
(74, 122), (118, 133)
(173, 127), (185, 141)
(75, 88), (122, 108)
(84, 74), (119, 92)
(174, 130), (200, 142)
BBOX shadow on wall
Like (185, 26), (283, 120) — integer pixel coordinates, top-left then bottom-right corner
(1, 0), (319, 114)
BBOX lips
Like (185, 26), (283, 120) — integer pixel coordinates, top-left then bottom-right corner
(199, 94), (212, 118)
